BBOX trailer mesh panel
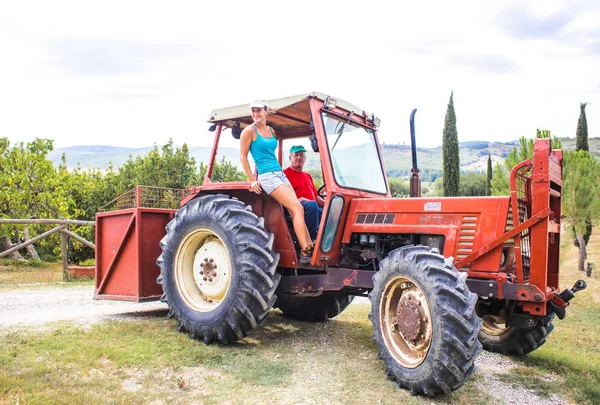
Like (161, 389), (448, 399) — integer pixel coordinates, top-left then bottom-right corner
(514, 168), (532, 281)
(99, 186), (187, 212)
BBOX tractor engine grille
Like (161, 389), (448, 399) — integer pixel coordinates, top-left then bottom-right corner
(456, 216), (478, 270)
(355, 213), (396, 224)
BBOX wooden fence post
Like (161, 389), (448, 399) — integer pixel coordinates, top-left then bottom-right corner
(61, 231), (70, 281)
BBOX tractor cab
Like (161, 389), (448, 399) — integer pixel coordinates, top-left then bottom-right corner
(186, 92), (389, 268)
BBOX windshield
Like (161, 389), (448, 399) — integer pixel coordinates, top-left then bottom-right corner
(322, 113), (387, 194)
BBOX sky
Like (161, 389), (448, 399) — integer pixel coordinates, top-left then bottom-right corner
(0, 0), (598, 149)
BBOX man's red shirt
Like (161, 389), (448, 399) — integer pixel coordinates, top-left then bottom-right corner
(284, 167), (318, 201)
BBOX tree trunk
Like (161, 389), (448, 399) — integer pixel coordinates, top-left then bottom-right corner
(577, 233), (587, 271)
(1, 234), (25, 261)
(23, 226), (41, 260)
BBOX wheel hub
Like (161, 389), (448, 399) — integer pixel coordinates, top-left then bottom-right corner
(380, 277), (433, 368)
(396, 295), (422, 342)
(199, 257), (218, 281)
(192, 239), (231, 303)
(176, 230), (233, 312)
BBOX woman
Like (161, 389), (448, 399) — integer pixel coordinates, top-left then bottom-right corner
(240, 99), (314, 264)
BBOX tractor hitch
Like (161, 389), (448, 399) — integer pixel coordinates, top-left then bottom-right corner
(548, 280), (587, 320)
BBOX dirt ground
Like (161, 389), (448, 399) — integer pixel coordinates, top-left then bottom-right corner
(0, 286), (572, 404)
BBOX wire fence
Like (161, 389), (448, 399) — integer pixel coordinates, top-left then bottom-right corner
(99, 186), (187, 212)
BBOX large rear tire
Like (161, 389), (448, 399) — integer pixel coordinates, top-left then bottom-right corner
(157, 194), (280, 344)
(369, 246), (482, 396)
(274, 291), (354, 322)
(478, 313), (555, 356)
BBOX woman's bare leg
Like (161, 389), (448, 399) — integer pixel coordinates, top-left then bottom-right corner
(270, 185), (312, 250)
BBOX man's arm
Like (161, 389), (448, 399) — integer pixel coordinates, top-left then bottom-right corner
(315, 195), (325, 207)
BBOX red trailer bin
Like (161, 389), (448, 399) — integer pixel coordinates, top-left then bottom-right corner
(94, 186), (183, 302)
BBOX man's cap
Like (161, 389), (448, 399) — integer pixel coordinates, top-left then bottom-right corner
(290, 145), (307, 154)
(249, 99), (269, 109)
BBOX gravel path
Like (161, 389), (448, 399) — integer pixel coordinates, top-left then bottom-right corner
(0, 285), (572, 404)
(0, 285), (167, 328)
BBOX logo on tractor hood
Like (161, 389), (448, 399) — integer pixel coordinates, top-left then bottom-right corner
(424, 202), (442, 211)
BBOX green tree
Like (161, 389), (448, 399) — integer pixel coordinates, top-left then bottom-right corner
(388, 177), (409, 197)
(117, 140), (197, 192)
(573, 103), (592, 250)
(197, 156), (247, 183)
(432, 177), (444, 197)
(575, 102), (589, 152)
(486, 154), (492, 196)
(490, 161), (510, 196)
(563, 150), (600, 271)
(0, 138), (73, 260)
(490, 131), (561, 196)
(305, 169), (323, 189)
(459, 172), (487, 196)
(442, 92), (460, 196)
(58, 160), (118, 263)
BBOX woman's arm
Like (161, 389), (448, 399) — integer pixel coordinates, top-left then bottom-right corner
(240, 127), (261, 194)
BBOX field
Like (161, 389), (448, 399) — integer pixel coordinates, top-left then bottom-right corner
(0, 231), (599, 404)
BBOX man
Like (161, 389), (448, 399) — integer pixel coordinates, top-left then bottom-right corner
(283, 145), (325, 241)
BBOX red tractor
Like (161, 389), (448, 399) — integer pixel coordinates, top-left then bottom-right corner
(95, 92), (585, 396)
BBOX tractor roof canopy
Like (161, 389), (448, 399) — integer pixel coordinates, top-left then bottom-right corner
(208, 92), (375, 139)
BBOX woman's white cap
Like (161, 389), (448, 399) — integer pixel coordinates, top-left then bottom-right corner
(249, 99), (269, 109)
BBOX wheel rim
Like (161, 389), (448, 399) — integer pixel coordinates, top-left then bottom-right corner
(481, 315), (511, 336)
(175, 229), (232, 312)
(379, 275), (433, 368)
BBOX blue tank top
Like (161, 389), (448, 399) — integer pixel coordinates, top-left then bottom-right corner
(249, 126), (282, 174)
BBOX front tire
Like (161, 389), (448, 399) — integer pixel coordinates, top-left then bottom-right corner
(274, 291), (354, 322)
(157, 194), (280, 344)
(369, 246), (482, 396)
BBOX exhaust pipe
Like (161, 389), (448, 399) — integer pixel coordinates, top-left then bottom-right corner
(409, 108), (421, 197)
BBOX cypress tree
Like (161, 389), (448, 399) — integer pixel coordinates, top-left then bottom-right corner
(442, 92), (460, 196)
(575, 102), (589, 152)
(573, 104), (593, 248)
(486, 154), (492, 196)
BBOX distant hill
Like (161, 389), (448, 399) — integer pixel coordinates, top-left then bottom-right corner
(49, 145), (235, 171)
(50, 137), (599, 181)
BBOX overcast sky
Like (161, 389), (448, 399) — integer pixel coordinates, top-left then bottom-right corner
(1, 0), (598, 149)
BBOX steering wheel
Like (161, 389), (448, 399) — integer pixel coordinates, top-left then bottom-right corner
(317, 184), (327, 199)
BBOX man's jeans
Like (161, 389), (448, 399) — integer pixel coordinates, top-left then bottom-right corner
(301, 200), (323, 241)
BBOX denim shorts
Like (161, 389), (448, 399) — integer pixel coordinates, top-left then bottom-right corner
(257, 171), (291, 195)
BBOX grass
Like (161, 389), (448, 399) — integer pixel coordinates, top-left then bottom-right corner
(0, 230), (598, 403)
(0, 259), (93, 290)
(0, 306), (498, 404)
(0, 260), (63, 285)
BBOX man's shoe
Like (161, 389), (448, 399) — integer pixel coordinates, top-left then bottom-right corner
(300, 244), (314, 264)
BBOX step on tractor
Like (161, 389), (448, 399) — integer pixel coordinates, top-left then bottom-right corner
(95, 92), (586, 396)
